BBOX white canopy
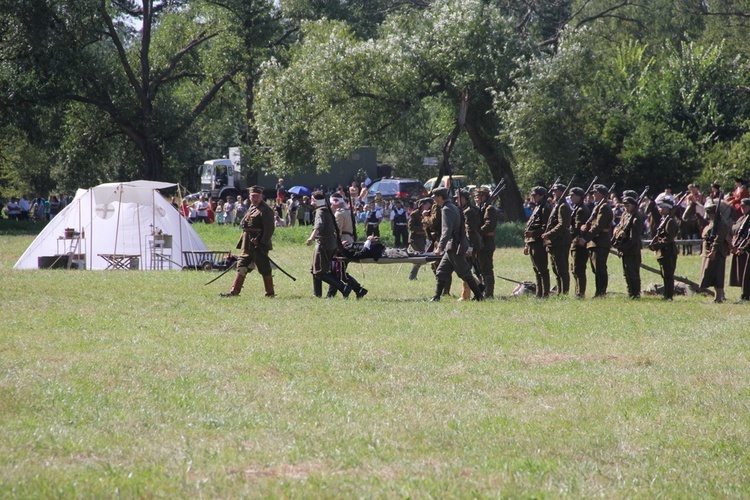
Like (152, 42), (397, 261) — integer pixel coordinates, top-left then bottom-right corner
(14, 180), (208, 270)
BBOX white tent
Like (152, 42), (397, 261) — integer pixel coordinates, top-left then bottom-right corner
(14, 180), (208, 270)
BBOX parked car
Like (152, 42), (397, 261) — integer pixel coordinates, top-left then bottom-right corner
(366, 178), (426, 202)
(424, 175), (469, 192)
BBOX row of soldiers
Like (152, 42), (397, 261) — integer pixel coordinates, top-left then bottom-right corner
(524, 181), (750, 302)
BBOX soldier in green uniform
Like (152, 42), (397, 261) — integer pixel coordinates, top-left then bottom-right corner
(648, 198), (679, 300)
(569, 187), (591, 298)
(306, 191), (351, 298)
(699, 200), (730, 303)
(524, 186), (551, 298)
(457, 189), (482, 301)
(729, 198), (750, 301)
(474, 187), (499, 298)
(220, 185), (276, 298)
(408, 197), (432, 280)
(612, 195), (643, 299)
(542, 183), (572, 295)
(578, 184), (613, 298)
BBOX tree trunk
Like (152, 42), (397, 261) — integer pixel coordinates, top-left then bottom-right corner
(464, 116), (525, 222)
(140, 138), (164, 181)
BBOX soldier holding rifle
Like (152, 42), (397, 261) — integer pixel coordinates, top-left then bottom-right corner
(698, 200), (730, 303)
(220, 185), (276, 298)
(542, 182), (573, 295)
(524, 186), (551, 298)
(475, 186), (500, 298)
(568, 186), (591, 298)
(613, 194), (644, 299)
(577, 184), (614, 298)
(648, 198), (679, 300)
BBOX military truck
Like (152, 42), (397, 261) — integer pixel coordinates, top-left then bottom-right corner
(199, 148), (245, 200)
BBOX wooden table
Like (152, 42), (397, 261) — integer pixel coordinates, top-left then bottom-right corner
(98, 254), (140, 270)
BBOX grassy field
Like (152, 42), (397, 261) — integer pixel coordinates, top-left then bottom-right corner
(1, 221), (750, 497)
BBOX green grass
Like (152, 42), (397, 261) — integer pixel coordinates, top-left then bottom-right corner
(2, 221), (750, 497)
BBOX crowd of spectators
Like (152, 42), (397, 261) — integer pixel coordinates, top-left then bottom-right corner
(0, 194), (71, 221)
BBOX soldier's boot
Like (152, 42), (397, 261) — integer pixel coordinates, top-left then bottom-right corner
(262, 275), (275, 298)
(561, 273), (570, 295)
(345, 273), (368, 299)
(443, 275), (453, 297)
(409, 264), (420, 280)
(313, 278), (323, 298)
(326, 284), (338, 298)
(714, 288), (725, 303)
(541, 270), (551, 298)
(459, 281), (471, 301)
(220, 272), (246, 297)
(319, 273), (352, 298)
(430, 281), (445, 302)
(482, 274), (495, 298)
(469, 278), (485, 301)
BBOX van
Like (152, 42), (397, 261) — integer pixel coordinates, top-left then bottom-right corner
(424, 175), (469, 192)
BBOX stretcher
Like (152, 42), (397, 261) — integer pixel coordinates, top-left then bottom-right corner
(335, 247), (441, 264)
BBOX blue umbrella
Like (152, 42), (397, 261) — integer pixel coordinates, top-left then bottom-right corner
(288, 185), (312, 196)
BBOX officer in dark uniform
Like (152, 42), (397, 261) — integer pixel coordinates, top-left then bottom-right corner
(430, 188), (484, 301)
(613, 195), (643, 299)
(649, 198), (679, 300)
(475, 187), (499, 298)
(524, 186), (551, 298)
(542, 183), (572, 295)
(578, 184), (613, 298)
(568, 187), (590, 298)
(220, 185), (275, 298)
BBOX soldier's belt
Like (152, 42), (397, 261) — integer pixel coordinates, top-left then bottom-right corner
(244, 228), (263, 233)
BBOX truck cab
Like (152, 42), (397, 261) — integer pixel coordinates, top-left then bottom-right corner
(200, 159), (244, 200)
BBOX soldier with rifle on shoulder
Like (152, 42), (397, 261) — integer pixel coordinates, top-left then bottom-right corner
(475, 185), (500, 298)
(407, 197), (433, 280)
(569, 185), (592, 298)
(542, 179), (574, 295)
(524, 185), (552, 298)
(613, 187), (647, 299)
(577, 183), (614, 298)
(698, 199), (731, 303)
(648, 197), (679, 301)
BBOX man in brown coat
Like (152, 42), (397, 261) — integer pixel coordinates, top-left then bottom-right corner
(613, 195), (643, 299)
(569, 187), (591, 298)
(578, 184), (613, 298)
(220, 185), (276, 297)
(524, 186), (551, 298)
(542, 183), (572, 295)
(649, 198), (679, 300)
(475, 187), (499, 298)
(408, 197), (432, 280)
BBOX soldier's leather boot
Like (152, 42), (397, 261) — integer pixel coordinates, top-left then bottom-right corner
(313, 278), (323, 298)
(443, 275), (452, 297)
(430, 281), (445, 302)
(263, 275), (275, 297)
(482, 274), (494, 298)
(345, 274), (368, 299)
(220, 273), (245, 297)
(319, 273), (351, 298)
(714, 288), (725, 303)
(469, 279), (485, 301)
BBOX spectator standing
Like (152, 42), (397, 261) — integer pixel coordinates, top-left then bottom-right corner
(275, 178), (287, 207)
(365, 201), (383, 238)
(235, 195), (248, 223)
(390, 199), (408, 248)
(19, 195), (31, 220)
(215, 199), (226, 225)
(179, 198), (191, 219)
(6, 197), (21, 220)
(33, 196), (46, 222)
(195, 196), (209, 223)
(223, 198), (235, 225)
(725, 177), (750, 218)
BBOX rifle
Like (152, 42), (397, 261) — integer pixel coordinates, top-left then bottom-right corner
(480, 179), (506, 213)
(612, 185), (649, 248)
(607, 249), (702, 293)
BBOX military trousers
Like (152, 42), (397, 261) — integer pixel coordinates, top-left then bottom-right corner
(588, 246), (610, 297)
(528, 241), (550, 297)
(570, 246), (588, 297)
(658, 251), (678, 300)
(621, 252), (641, 298)
(548, 245), (570, 295)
